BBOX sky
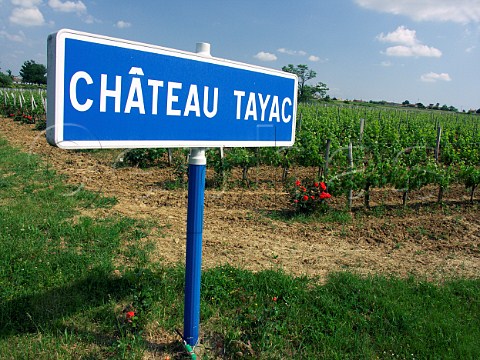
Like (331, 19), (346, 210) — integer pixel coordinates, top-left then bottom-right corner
(0, 0), (479, 111)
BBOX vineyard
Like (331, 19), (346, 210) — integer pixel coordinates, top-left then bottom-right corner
(1, 87), (479, 210)
(293, 104), (480, 207)
(1, 88), (47, 130)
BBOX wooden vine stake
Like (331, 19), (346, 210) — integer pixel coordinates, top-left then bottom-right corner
(348, 142), (353, 209)
(435, 126), (443, 203)
(282, 113), (302, 183)
(319, 139), (331, 180)
(282, 149), (289, 182)
(219, 146), (226, 189)
(359, 118), (365, 143)
(402, 188), (408, 207)
(434, 126), (442, 163)
(358, 118), (371, 208)
(469, 184), (476, 204)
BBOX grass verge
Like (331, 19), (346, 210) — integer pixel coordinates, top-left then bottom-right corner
(1, 138), (479, 359)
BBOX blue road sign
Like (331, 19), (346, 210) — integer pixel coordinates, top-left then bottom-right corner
(47, 29), (298, 149)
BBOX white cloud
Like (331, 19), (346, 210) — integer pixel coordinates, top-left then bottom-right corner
(254, 51), (277, 62)
(83, 14), (96, 24)
(420, 72), (452, 82)
(385, 44), (442, 57)
(380, 60), (393, 67)
(0, 30), (26, 42)
(9, 6), (45, 26)
(377, 25), (417, 46)
(11, 0), (41, 6)
(466, 45), (476, 52)
(115, 20), (131, 29)
(355, 0), (480, 24)
(278, 48), (307, 56)
(277, 48), (326, 62)
(48, 0), (86, 13)
(377, 26), (442, 57)
(47, 0), (95, 24)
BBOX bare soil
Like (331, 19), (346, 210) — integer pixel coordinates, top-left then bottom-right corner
(1, 118), (479, 282)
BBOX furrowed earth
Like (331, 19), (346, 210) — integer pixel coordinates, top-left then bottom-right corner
(1, 118), (479, 282)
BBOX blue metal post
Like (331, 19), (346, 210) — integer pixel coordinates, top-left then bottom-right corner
(183, 147), (206, 346)
(183, 42), (211, 348)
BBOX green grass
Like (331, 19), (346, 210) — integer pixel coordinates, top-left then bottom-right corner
(1, 138), (479, 359)
(199, 268), (480, 359)
(0, 139), (156, 358)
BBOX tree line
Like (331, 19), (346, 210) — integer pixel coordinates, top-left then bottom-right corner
(1, 61), (478, 113)
(0, 61), (327, 98)
(0, 60), (47, 87)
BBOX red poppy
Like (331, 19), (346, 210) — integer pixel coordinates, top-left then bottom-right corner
(311, 196), (315, 200)
(320, 182), (327, 191)
(295, 180), (301, 186)
(272, 296), (278, 302)
(320, 192), (331, 199)
(294, 199), (299, 203)
(302, 195), (309, 201)
(301, 186), (307, 192)
(314, 182), (319, 187)
(126, 311), (135, 321)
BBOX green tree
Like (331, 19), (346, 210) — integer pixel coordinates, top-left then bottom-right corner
(19, 60), (47, 85)
(0, 71), (13, 87)
(282, 64), (328, 102)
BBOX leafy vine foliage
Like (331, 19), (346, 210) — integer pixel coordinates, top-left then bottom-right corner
(1, 89), (479, 207)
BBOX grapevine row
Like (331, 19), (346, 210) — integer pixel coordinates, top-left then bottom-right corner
(1, 89), (479, 206)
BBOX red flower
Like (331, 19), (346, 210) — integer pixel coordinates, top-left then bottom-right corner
(295, 180), (301, 186)
(301, 186), (307, 192)
(314, 182), (319, 187)
(126, 311), (135, 321)
(320, 192), (331, 199)
(294, 199), (299, 203)
(272, 296), (278, 302)
(302, 195), (309, 201)
(311, 196), (315, 200)
(320, 182), (327, 191)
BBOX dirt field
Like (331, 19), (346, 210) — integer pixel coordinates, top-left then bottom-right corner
(1, 118), (479, 281)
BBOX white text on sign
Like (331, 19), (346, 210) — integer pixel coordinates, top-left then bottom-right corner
(69, 67), (293, 123)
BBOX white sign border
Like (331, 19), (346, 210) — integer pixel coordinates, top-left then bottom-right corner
(47, 29), (298, 149)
